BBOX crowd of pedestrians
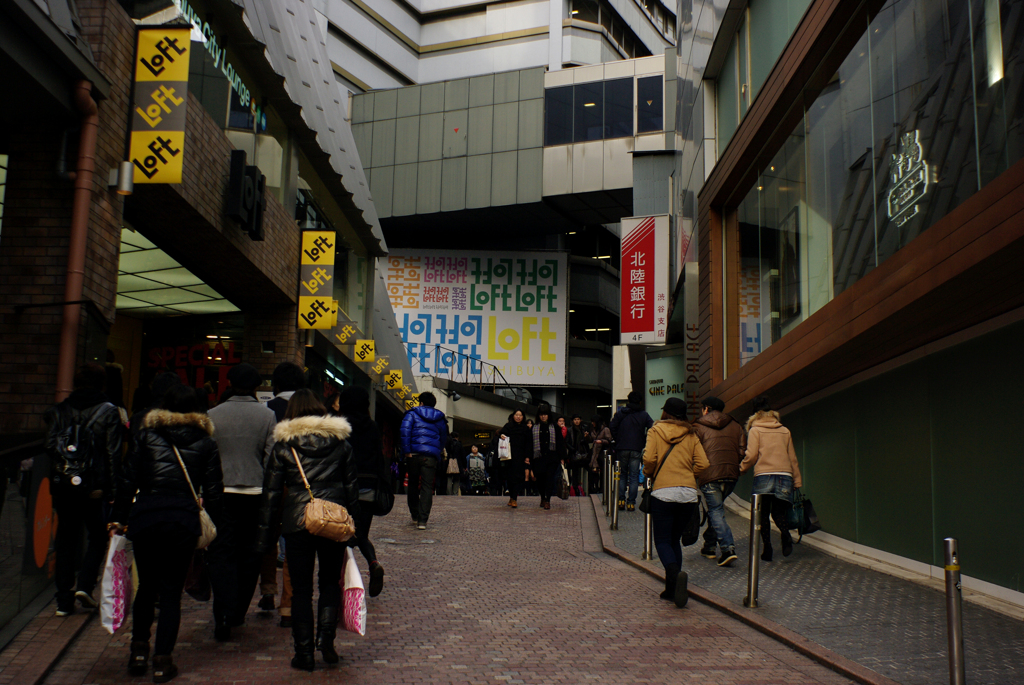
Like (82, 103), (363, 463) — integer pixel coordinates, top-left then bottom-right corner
(42, 359), (801, 680)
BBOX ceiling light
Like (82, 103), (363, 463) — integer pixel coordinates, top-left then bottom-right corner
(597, 328), (610, 331)
(585, 328), (596, 332)
(594, 255), (610, 259)
(206, 335), (219, 339)
(571, 9), (578, 14)
(583, 102), (596, 107)
(326, 370), (336, 380)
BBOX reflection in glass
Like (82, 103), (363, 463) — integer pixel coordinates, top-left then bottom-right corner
(573, 82), (604, 142)
(637, 75), (663, 133)
(604, 78), (633, 139)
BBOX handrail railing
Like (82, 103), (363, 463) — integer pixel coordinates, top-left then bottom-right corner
(405, 343), (514, 396)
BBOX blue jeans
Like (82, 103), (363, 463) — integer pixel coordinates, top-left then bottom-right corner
(700, 479), (736, 552)
(615, 451), (642, 503)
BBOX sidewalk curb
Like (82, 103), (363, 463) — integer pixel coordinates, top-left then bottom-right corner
(588, 495), (901, 685)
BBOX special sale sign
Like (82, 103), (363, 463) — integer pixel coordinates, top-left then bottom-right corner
(383, 250), (568, 386)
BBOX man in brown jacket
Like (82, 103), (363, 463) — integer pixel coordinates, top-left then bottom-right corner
(691, 397), (746, 567)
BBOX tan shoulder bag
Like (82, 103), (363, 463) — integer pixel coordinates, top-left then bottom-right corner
(171, 445), (218, 549)
(290, 447), (356, 542)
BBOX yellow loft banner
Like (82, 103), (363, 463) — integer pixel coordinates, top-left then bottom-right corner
(130, 27), (190, 184)
(353, 340), (375, 363)
(385, 370), (402, 390)
(298, 231), (336, 329)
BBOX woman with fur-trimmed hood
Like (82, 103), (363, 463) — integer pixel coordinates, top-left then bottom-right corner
(642, 397), (709, 609)
(112, 384), (223, 683)
(256, 389), (359, 672)
(739, 395), (803, 562)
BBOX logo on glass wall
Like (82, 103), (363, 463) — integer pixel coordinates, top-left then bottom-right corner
(887, 130), (929, 227)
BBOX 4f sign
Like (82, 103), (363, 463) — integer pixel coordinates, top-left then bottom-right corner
(620, 215), (670, 344)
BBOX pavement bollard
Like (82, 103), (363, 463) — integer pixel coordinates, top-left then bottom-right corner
(611, 462), (621, 530)
(641, 477), (654, 560)
(605, 453), (614, 517)
(743, 494), (763, 608)
(944, 538), (966, 685)
(600, 450), (608, 506)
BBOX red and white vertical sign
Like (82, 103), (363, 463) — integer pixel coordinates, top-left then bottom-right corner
(620, 214), (670, 344)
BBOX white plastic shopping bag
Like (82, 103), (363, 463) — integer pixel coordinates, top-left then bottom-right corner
(342, 548), (366, 636)
(100, 535), (134, 634)
(498, 436), (511, 461)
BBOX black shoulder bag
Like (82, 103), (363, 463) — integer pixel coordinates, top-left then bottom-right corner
(638, 442), (678, 514)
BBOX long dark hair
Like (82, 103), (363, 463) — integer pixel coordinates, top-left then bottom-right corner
(161, 384), (200, 414)
(285, 388), (327, 420)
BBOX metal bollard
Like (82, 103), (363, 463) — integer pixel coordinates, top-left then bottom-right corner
(743, 494), (763, 608)
(944, 538), (966, 685)
(600, 450), (608, 506)
(611, 462), (621, 530)
(641, 477), (654, 560)
(605, 453), (614, 517)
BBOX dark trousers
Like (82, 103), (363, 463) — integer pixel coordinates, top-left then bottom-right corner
(53, 489), (107, 608)
(533, 458), (559, 503)
(284, 530), (343, 631)
(503, 460), (523, 501)
(132, 523), (197, 655)
(650, 497), (699, 569)
(406, 455), (437, 523)
(206, 493), (262, 624)
(353, 505), (377, 564)
(759, 495), (793, 548)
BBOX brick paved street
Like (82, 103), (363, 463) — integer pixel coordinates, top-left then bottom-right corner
(608, 496), (1024, 685)
(31, 496), (855, 684)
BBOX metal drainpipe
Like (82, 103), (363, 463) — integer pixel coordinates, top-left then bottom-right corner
(55, 80), (100, 402)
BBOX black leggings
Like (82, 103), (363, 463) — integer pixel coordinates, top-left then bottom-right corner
(284, 530), (343, 629)
(132, 523), (197, 655)
(759, 495), (793, 547)
(353, 506), (377, 564)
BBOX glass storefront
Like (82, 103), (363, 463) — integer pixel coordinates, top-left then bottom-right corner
(736, 0), (1024, 365)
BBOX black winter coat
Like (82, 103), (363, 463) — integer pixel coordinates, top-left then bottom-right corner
(44, 388), (124, 498)
(113, 409), (223, 537)
(257, 415), (360, 552)
(339, 411), (388, 493)
(498, 419), (531, 468)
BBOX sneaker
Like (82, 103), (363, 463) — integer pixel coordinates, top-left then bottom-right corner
(258, 594), (275, 612)
(674, 571), (689, 608)
(75, 590), (98, 608)
(717, 550), (738, 567)
(128, 640), (149, 676)
(626, 503), (635, 512)
(55, 606), (74, 617)
(417, 521), (427, 530)
(617, 499), (626, 511)
(152, 655), (178, 683)
(700, 546), (718, 559)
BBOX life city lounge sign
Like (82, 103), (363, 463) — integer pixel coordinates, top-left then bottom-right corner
(887, 130), (929, 227)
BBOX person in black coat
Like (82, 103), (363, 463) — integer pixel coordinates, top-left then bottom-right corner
(256, 389), (360, 672)
(531, 404), (560, 509)
(111, 384), (223, 682)
(334, 386), (388, 598)
(497, 409), (531, 507)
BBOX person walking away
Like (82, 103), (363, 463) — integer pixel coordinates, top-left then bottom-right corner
(445, 432), (465, 495)
(739, 396), (803, 561)
(609, 391), (653, 511)
(256, 390), (359, 671)
(531, 405), (559, 510)
(497, 410), (530, 507)
(206, 363), (276, 640)
(259, 362), (305, 618)
(111, 385), (223, 683)
(335, 386), (388, 597)
(589, 416), (612, 494)
(43, 363), (123, 615)
(400, 392), (448, 530)
(643, 397), (709, 608)
(467, 445), (487, 495)
(691, 396), (746, 567)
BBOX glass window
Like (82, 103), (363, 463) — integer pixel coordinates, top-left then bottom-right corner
(600, 2), (613, 32)
(612, 18), (624, 46)
(573, 82), (604, 142)
(637, 75), (664, 133)
(718, 38), (739, 155)
(604, 78), (633, 139)
(545, 86), (574, 145)
(572, 0), (599, 24)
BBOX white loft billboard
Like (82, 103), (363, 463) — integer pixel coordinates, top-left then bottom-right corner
(383, 249), (568, 386)
(620, 214), (670, 344)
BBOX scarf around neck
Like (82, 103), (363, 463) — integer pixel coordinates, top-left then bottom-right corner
(532, 422), (557, 459)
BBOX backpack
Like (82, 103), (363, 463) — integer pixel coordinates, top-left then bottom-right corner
(53, 404), (110, 490)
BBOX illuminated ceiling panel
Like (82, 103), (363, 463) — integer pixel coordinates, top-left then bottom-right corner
(117, 228), (239, 317)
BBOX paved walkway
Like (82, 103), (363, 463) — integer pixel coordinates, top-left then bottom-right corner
(607, 496), (1024, 685)
(14, 496), (857, 685)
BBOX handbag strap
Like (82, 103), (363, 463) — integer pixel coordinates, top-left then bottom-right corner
(290, 446), (315, 499)
(170, 444), (202, 508)
(649, 441), (679, 489)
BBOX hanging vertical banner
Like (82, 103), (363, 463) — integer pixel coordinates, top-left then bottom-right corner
(384, 370), (402, 391)
(353, 340), (375, 363)
(620, 215), (670, 344)
(298, 231), (336, 329)
(370, 355), (390, 380)
(129, 27), (191, 184)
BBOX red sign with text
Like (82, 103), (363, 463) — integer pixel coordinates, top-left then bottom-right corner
(620, 215), (669, 344)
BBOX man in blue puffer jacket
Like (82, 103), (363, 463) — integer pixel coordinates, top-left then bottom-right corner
(400, 392), (449, 530)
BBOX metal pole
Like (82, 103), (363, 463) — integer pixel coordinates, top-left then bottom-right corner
(611, 462), (621, 530)
(743, 494), (763, 608)
(600, 450), (608, 506)
(944, 538), (966, 685)
(605, 453), (614, 517)
(641, 477), (654, 560)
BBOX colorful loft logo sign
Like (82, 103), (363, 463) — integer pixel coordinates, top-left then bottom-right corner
(887, 130), (929, 227)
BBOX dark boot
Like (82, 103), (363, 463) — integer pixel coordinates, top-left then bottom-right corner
(368, 561), (385, 598)
(291, 619), (315, 671)
(315, 607), (339, 664)
(214, 616), (231, 642)
(151, 655), (178, 683)
(660, 564), (679, 600)
(674, 570), (689, 608)
(760, 523), (774, 562)
(781, 530), (794, 557)
(128, 640), (149, 676)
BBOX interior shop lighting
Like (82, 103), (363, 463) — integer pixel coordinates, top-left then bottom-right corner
(583, 102), (596, 107)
